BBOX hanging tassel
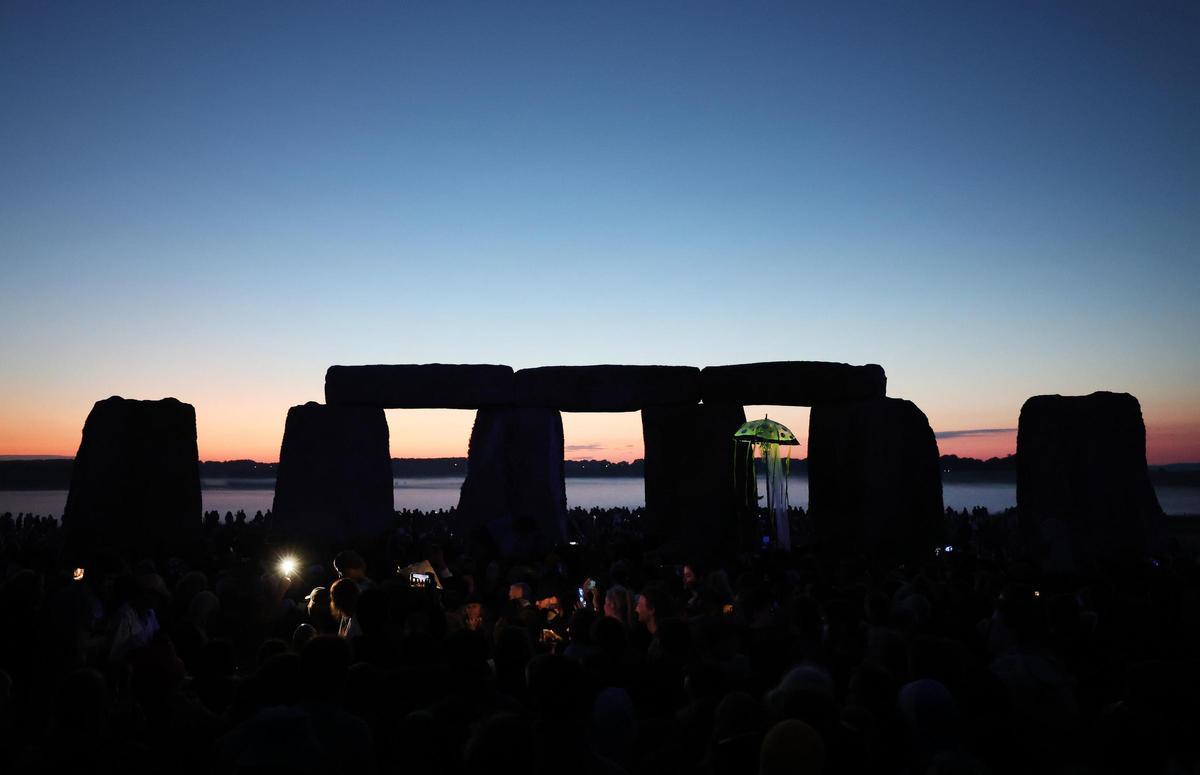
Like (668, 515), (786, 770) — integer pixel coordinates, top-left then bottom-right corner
(784, 445), (791, 514)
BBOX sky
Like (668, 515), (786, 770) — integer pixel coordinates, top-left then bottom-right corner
(1, 1), (1197, 465)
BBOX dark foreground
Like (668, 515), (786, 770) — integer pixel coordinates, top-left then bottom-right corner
(0, 506), (1197, 774)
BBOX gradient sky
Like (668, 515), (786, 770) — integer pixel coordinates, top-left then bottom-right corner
(2, 2), (1197, 465)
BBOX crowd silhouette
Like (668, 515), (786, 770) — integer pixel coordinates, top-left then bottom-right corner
(0, 505), (1197, 774)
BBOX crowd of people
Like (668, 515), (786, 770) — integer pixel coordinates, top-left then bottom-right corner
(0, 504), (1197, 774)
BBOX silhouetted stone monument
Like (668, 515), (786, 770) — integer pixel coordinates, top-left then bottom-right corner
(514, 365), (700, 411)
(63, 396), (201, 561)
(808, 397), (943, 563)
(325, 364), (515, 408)
(316, 358), (902, 552)
(459, 407), (567, 554)
(642, 403), (753, 554)
(273, 402), (394, 550)
(700, 361), (886, 406)
(1017, 391), (1164, 571)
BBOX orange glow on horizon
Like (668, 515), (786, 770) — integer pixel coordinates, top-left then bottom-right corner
(1, 406), (1198, 465)
(1146, 422), (1200, 467)
(935, 432), (1017, 461)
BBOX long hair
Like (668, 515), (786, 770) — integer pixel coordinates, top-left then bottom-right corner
(604, 585), (634, 628)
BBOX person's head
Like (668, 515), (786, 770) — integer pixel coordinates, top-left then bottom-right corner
(682, 563), (700, 590)
(508, 582), (531, 601)
(305, 586), (327, 613)
(329, 578), (360, 620)
(636, 582), (672, 634)
(333, 550), (367, 582)
(635, 594), (653, 630)
(305, 586), (335, 627)
(462, 602), (484, 632)
(293, 623), (317, 651)
(604, 585), (633, 626)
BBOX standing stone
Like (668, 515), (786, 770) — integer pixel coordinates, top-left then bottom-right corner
(642, 403), (753, 555)
(808, 397), (944, 564)
(458, 408), (567, 555)
(1017, 392), (1164, 571)
(272, 402), (394, 551)
(64, 396), (202, 561)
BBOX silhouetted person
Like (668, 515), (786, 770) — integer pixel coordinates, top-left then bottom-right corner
(603, 585), (634, 628)
(330, 578), (361, 638)
(334, 550), (374, 591)
(305, 585), (338, 634)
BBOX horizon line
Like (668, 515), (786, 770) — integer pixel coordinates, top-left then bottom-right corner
(13, 453), (1199, 467)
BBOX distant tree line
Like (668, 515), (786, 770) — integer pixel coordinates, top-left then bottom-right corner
(0, 459), (73, 489)
(939, 454), (1016, 471)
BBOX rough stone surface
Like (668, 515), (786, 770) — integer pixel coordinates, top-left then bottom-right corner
(514, 365), (700, 412)
(700, 361), (886, 406)
(1017, 392), (1164, 570)
(325, 364), (515, 408)
(64, 397), (202, 561)
(458, 407), (567, 555)
(272, 402), (394, 550)
(808, 397), (944, 563)
(642, 403), (753, 554)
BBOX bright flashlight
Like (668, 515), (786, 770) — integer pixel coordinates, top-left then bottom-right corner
(277, 555), (299, 578)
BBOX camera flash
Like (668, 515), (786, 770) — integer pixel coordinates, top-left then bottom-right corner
(277, 555), (298, 578)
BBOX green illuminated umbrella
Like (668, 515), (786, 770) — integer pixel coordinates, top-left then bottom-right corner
(734, 416), (798, 552)
(733, 417), (799, 446)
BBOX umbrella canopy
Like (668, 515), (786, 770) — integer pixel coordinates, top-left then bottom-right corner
(733, 417), (799, 446)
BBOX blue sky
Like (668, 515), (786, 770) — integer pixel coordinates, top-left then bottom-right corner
(1, 1), (1197, 462)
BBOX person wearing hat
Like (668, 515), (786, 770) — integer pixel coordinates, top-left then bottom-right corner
(304, 586), (337, 634)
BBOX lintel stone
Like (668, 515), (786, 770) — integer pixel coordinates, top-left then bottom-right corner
(700, 361), (886, 406)
(325, 364), (515, 408)
(514, 365), (700, 411)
